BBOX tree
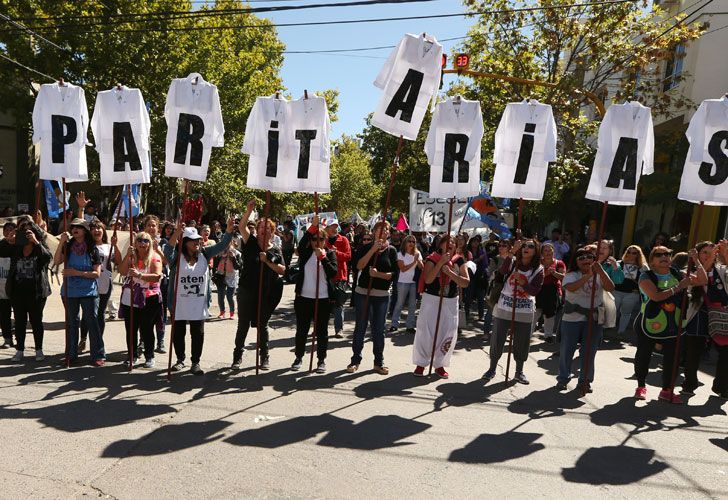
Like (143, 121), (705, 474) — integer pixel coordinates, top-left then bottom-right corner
(0, 0), (285, 217)
(326, 135), (382, 220)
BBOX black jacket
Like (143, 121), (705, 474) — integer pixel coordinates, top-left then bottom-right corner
(0, 238), (52, 300)
(294, 227), (338, 299)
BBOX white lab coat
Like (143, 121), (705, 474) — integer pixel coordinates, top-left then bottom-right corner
(32, 82), (89, 182)
(91, 86), (151, 186)
(678, 96), (728, 205)
(491, 100), (557, 200)
(243, 94), (292, 192)
(586, 101), (654, 206)
(284, 95), (331, 193)
(164, 72), (224, 181)
(424, 97), (483, 198)
(371, 33), (443, 140)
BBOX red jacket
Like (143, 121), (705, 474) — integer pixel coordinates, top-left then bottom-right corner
(325, 233), (351, 282)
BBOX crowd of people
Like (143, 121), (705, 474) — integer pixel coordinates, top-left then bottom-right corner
(1, 197), (726, 404)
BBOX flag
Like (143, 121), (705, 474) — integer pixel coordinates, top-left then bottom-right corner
(118, 184), (141, 217)
(395, 214), (409, 231)
(463, 184), (512, 239)
(43, 180), (70, 218)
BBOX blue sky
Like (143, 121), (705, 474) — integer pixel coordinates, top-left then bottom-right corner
(258, 0), (472, 137)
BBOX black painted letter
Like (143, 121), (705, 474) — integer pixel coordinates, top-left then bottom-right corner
(442, 133), (469, 183)
(173, 113), (204, 166)
(605, 137), (638, 190)
(112, 122), (142, 172)
(265, 120), (279, 177)
(295, 129), (317, 179)
(513, 123), (536, 184)
(384, 69), (424, 123)
(51, 115), (77, 163)
(698, 130), (728, 186)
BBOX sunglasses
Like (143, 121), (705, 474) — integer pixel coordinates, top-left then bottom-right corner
(653, 251), (672, 258)
(136, 238), (151, 244)
(626, 250), (640, 255)
(577, 254), (595, 261)
(521, 242), (536, 249)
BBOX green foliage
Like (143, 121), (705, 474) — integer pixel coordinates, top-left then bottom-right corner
(326, 135), (382, 219)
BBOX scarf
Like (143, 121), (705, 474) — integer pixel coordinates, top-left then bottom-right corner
(417, 252), (459, 294)
(71, 240), (87, 256)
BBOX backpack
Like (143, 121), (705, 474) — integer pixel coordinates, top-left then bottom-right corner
(638, 267), (684, 340)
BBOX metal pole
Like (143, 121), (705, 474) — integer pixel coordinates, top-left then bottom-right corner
(127, 184), (136, 372)
(504, 198), (524, 382)
(428, 198), (455, 375)
(62, 177), (70, 368)
(309, 192), (321, 372)
(255, 190), (272, 375)
(166, 181), (190, 381)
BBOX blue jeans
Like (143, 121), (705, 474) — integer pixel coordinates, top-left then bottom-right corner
(483, 305), (494, 334)
(558, 320), (603, 384)
(351, 292), (388, 366)
(81, 290), (111, 340)
(614, 290), (640, 335)
(217, 282), (236, 313)
(67, 296), (104, 361)
(332, 303), (344, 333)
(391, 282), (417, 329)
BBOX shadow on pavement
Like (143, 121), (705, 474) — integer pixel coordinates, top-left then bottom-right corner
(433, 379), (510, 411)
(101, 420), (233, 457)
(709, 437), (728, 453)
(561, 446), (668, 484)
(352, 372), (432, 400)
(225, 414), (430, 450)
(506, 387), (587, 419)
(448, 431), (545, 464)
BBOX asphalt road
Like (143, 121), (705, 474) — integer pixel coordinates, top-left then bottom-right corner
(0, 281), (726, 499)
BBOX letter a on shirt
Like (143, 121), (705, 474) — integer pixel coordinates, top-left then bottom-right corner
(424, 97), (483, 198)
(586, 101), (654, 205)
(91, 86), (151, 186)
(32, 82), (90, 182)
(371, 33), (443, 140)
(491, 100), (557, 200)
(164, 73), (224, 181)
(678, 96), (728, 205)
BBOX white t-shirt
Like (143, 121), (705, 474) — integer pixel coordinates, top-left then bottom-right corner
(300, 254), (329, 299)
(96, 243), (113, 295)
(562, 271), (604, 322)
(397, 252), (416, 283)
(175, 254), (210, 321)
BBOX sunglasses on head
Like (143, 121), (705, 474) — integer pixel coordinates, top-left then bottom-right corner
(522, 242), (536, 249)
(653, 251), (672, 258)
(136, 238), (151, 244)
(577, 254), (595, 261)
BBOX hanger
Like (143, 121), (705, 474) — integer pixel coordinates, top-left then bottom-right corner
(274, 91), (280, 99)
(192, 75), (199, 85)
(58, 77), (66, 87)
(304, 89), (309, 100)
(116, 82), (122, 90)
(453, 95), (462, 104)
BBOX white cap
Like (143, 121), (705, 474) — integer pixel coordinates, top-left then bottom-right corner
(183, 227), (202, 240)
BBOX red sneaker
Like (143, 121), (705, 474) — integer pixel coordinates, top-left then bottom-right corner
(94, 359), (106, 367)
(435, 367), (449, 379)
(634, 386), (647, 400)
(229, 312), (235, 320)
(413, 366), (425, 377)
(658, 389), (683, 404)
(218, 312), (225, 319)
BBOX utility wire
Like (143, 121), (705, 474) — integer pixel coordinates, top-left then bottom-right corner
(0, 11), (72, 54)
(0, 0), (642, 35)
(0, 51), (55, 81)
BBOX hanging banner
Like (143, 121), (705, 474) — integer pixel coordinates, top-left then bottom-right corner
(294, 211), (337, 241)
(586, 101), (654, 205)
(678, 97), (728, 205)
(408, 188), (467, 233)
(32, 82), (90, 182)
(491, 100), (557, 200)
(371, 33), (443, 140)
(92, 86), (152, 186)
(164, 72), (225, 181)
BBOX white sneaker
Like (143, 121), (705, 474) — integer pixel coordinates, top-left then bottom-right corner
(190, 363), (204, 376)
(35, 349), (45, 362)
(11, 350), (23, 362)
(143, 358), (155, 369)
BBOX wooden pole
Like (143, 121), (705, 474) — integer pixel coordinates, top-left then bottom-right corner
(166, 180), (190, 381)
(309, 192), (321, 372)
(428, 198), (455, 375)
(62, 177), (70, 368)
(580, 201), (609, 396)
(127, 185), (136, 372)
(504, 198), (524, 382)
(668, 201), (705, 397)
(255, 190), (272, 375)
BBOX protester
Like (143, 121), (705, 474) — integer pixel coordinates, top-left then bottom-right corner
(2, 217), (51, 362)
(348, 221), (397, 375)
(350, 231), (372, 307)
(536, 242), (566, 343)
(79, 220), (121, 353)
(390, 234), (423, 334)
(213, 237), (242, 320)
(684, 241), (728, 399)
(387, 229), (403, 317)
(118, 231), (163, 368)
(0, 222), (16, 349)
(324, 219), (351, 338)
(412, 235), (469, 378)
(166, 220), (234, 375)
(292, 215), (338, 373)
(483, 238), (544, 384)
(545, 229), (570, 261)
(634, 246), (705, 403)
(613, 245), (647, 343)
(53, 218), (104, 366)
(465, 235), (488, 322)
(231, 200), (285, 371)
(556, 247), (615, 391)
(484, 239), (512, 337)
(143, 215), (167, 354)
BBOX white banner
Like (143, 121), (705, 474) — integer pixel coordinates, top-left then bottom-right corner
(295, 211), (337, 241)
(408, 188), (467, 233)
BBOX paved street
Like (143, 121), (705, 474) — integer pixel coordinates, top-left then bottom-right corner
(0, 281), (727, 499)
